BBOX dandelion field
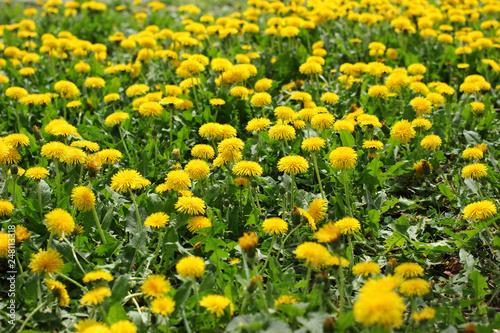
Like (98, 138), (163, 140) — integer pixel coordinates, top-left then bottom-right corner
(2, 0), (500, 332)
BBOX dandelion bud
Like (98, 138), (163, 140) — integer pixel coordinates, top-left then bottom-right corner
(386, 257), (397, 274)
(323, 317), (335, 333)
(193, 241), (203, 256)
(314, 271), (327, 285)
(381, 121), (391, 136)
(247, 279), (257, 293)
(171, 148), (180, 161)
(291, 206), (301, 225)
(464, 323), (476, 333)
(152, 129), (158, 137)
(239, 232), (258, 261)
(247, 275), (263, 293)
(33, 125), (44, 143)
(11, 165), (19, 176)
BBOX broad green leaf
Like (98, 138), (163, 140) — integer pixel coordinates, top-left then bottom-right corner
(469, 270), (488, 298)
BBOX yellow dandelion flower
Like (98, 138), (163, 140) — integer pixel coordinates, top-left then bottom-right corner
(175, 196), (206, 215)
(199, 295), (232, 318)
(294, 242), (332, 269)
(412, 307), (436, 321)
(278, 155), (309, 174)
(301, 137), (326, 152)
(308, 198), (327, 224)
(313, 222), (341, 243)
(45, 279), (70, 306)
(329, 147), (357, 170)
(391, 120), (416, 144)
(187, 216), (211, 233)
(81, 287), (112, 306)
(262, 217), (288, 235)
(353, 289), (405, 329)
(462, 200), (497, 221)
(399, 278), (430, 297)
(104, 112), (130, 126)
(142, 275), (171, 297)
(352, 262), (381, 277)
(176, 256), (205, 279)
(191, 144), (215, 159)
(83, 270), (114, 283)
(232, 161), (263, 177)
(462, 147), (483, 160)
(110, 170), (150, 193)
(0, 200), (14, 217)
(15, 225), (31, 243)
(144, 212), (170, 228)
(165, 170), (191, 191)
(24, 166), (49, 180)
(462, 163), (487, 179)
(151, 296), (175, 316)
(246, 118), (271, 133)
(335, 217), (361, 234)
(71, 186), (96, 211)
(45, 208), (75, 236)
(394, 263), (424, 278)
(29, 248), (64, 275)
(420, 135), (442, 150)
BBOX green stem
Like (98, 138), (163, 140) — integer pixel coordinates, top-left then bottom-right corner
(343, 170), (353, 216)
(99, 304), (111, 326)
(62, 236), (86, 275)
(290, 174), (295, 218)
(277, 221), (304, 262)
(348, 236), (354, 271)
(47, 232), (54, 249)
(11, 175), (17, 208)
(338, 255), (345, 314)
(312, 153), (325, 199)
(16, 255), (24, 275)
(129, 189), (142, 231)
(239, 293), (250, 314)
(55, 161), (61, 203)
(169, 108), (173, 147)
(193, 278), (200, 313)
(252, 263), (269, 313)
(182, 309), (193, 333)
(19, 298), (49, 331)
(303, 266), (312, 297)
(59, 272), (88, 290)
(259, 235), (276, 275)
(13, 106), (22, 132)
(248, 184), (256, 208)
(280, 140), (286, 156)
(91, 206), (107, 244)
(118, 126), (131, 162)
(480, 220), (500, 260)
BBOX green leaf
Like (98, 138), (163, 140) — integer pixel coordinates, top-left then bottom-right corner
(129, 230), (148, 255)
(494, 236), (500, 251)
(110, 274), (130, 304)
(367, 209), (380, 232)
(339, 129), (355, 147)
(384, 231), (405, 252)
(173, 280), (193, 311)
(335, 311), (355, 331)
(469, 270), (488, 298)
(438, 183), (456, 202)
(107, 302), (129, 324)
(296, 312), (329, 333)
